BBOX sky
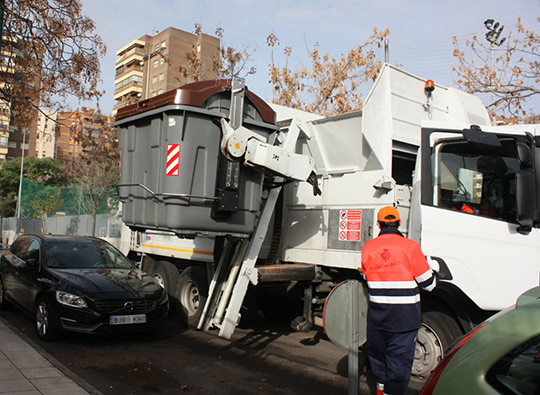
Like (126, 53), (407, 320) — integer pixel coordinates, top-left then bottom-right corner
(78, 0), (540, 115)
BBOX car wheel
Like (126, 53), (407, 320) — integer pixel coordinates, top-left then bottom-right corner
(409, 310), (462, 390)
(36, 298), (57, 341)
(148, 261), (179, 315)
(175, 266), (208, 329)
(0, 276), (9, 310)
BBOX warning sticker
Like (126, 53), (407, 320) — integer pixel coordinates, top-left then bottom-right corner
(338, 210), (362, 241)
(166, 144), (181, 176)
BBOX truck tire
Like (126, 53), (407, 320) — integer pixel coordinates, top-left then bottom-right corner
(175, 266), (208, 329)
(409, 310), (462, 391)
(149, 261), (180, 315)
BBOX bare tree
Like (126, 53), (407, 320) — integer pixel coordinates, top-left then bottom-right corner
(453, 17), (540, 121)
(267, 28), (389, 116)
(1, 0), (105, 117)
(75, 160), (119, 237)
(178, 24), (256, 82)
(68, 111), (119, 237)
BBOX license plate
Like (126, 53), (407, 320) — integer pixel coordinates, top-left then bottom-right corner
(109, 314), (146, 325)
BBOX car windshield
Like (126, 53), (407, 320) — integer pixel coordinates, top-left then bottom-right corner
(44, 239), (135, 270)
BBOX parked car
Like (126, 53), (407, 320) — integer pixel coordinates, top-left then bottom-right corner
(0, 235), (168, 340)
(421, 286), (540, 394)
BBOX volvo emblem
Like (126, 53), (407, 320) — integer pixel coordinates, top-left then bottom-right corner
(123, 301), (134, 311)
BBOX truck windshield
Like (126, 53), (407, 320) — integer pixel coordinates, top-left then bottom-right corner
(433, 138), (520, 222)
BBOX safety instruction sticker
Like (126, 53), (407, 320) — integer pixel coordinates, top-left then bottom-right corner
(166, 144), (181, 176)
(338, 210), (362, 241)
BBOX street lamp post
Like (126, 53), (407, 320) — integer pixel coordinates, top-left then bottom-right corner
(140, 47), (163, 100)
(15, 129), (27, 234)
(484, 19), (506, 115)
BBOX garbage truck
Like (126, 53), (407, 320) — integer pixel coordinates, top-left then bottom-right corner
(114, 64), (540, 387)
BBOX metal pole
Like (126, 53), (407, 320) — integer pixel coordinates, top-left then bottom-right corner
(143, 48), (162, 100)
(348, 281), (359, 395)
(145, 56), (150, 99)
(384, 39), (389, 64)
(490, 43), (495, 113)
(15, 130), (26, 233)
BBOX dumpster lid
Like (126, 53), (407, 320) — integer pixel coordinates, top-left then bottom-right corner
(115, 79), (275, 124)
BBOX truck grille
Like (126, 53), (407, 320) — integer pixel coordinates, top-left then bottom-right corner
(94, 300), (157, 314)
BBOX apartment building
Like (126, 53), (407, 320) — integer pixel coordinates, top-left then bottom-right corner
(0, 35), (39, 161)
(0, 101), (10, 161)
(113, 27), (220, 114)
(35, 111), (58, 158)
(55, 108), (114, 169)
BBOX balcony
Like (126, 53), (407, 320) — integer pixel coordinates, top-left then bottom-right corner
(116, 47), (145, 68)
(113, 81), (143, 101)
(115, 64), (143, 78)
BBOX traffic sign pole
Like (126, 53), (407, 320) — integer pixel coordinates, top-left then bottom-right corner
(348, 281), (359, 395)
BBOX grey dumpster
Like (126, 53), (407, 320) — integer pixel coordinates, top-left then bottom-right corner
(115, 80), (277, 237)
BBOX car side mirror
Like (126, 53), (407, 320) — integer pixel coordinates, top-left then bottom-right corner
(26, 258), (38, 267)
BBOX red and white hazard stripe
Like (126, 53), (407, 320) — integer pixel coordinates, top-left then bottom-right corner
(166, 144), (181, 176)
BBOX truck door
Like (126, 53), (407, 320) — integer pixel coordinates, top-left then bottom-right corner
(417, 127), (539, 312)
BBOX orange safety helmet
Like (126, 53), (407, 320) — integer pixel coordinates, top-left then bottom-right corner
(377, 206), (400, 223)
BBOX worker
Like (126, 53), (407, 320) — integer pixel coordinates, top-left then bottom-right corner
(360, 206), (438, 395)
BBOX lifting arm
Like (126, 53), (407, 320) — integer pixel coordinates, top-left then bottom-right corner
(220, 118), (321, 196)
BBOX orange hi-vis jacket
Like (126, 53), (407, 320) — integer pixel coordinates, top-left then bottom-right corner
(361, 228), (438, 332)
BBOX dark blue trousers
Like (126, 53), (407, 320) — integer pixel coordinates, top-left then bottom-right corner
(366, 326), (418, 395)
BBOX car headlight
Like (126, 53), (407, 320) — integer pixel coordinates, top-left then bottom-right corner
(56, 291), (88, 308)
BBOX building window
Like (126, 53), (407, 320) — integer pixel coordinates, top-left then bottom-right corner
(160, 58), (164, 65)
(154, 60), (159, 68)
(8, 141), (16, 148)
(0, 136), (7, 146)
(152, 76), (157, 84)
(158, 89), (163, 95)
(159, 73), (164, 81)
(161, 41), (166, 48)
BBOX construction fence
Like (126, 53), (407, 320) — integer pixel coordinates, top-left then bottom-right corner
(18, 176), (119, 219)
(1, 213), (125, 249)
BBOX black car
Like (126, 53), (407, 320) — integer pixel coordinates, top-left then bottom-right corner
(0, 235), (168, 340)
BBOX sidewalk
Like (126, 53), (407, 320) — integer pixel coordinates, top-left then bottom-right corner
(0, 317), (100, 395)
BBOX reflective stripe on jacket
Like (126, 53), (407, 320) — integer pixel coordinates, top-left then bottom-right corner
(361, 228), (438, 332)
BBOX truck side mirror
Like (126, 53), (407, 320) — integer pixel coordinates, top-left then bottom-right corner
(516, 142), (535, 234)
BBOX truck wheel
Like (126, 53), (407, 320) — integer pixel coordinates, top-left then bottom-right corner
(175, 266), (208, 329)
(150, 261), (180, 315)
(409, 310), (462, 390)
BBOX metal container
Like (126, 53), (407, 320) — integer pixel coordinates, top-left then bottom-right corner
(115, 80), (277, 237)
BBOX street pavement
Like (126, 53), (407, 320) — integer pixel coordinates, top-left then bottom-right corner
(0, 316), (101, 395)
